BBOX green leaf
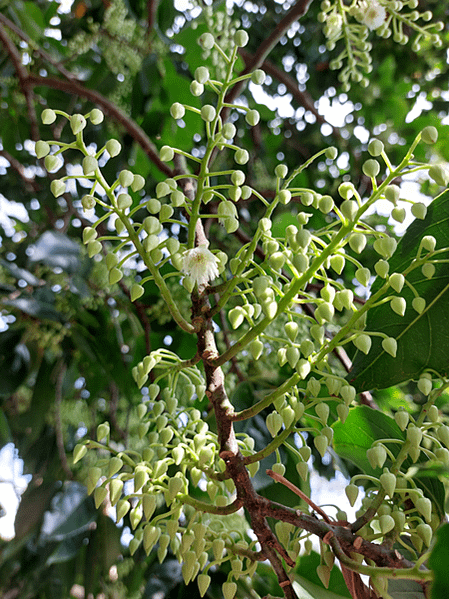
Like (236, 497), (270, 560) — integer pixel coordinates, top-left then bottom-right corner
(387, 579), (426, 599)
(332, 406), (404, 477)
(350, 190), (449, 391)
(429, 523), (449, 599)
(332, 407), (446, 519)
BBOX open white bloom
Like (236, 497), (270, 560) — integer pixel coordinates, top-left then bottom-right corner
(181, 245), (220, 287)
(357, 0), (386, 30)
(325, 13), (343, 38)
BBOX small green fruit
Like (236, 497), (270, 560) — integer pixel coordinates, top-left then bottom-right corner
(251, 69), (266, 85)
(201, 105), (216, 122)
(50, 179), (66, 197)
(362, 159), (380, 178)
(82, 155), (98, 175)
(89, 108), (104, 124)
(160, 145), (174, 162)
(411, 202), (427, 219)
(234, 29), (249, 47)
(368, 139), (384, 156)
(70, 113), (86, 135)
(382, 337), (397, 357)
(421, 126), (438, 144)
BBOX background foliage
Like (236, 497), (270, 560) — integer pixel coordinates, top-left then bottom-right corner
(1, 1), (449, 598)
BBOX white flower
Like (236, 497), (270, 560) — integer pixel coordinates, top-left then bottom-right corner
(181, 245), (220, 287)
(357, 0), (386, 30)
(324, 13), (343, 39)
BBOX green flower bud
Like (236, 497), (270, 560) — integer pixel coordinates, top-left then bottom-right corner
(429, 164), (449, 187)
(251, 69), (266, 85)
(97, 422), (110, 442)
(330, 254), (345, 274)
(223, 581), (237, 599)
(235, 149), (249, 165)
(380, 471), (396, 496)
(170, 102), (185, 120)
(318, 195), (334, 214)
(406, 425), (422, 447)
(374, 260), (389, 278)
(363, 159), (380, 178)
(117, 193), (132, 210)
(341, 385), (356, 404)
(118, 169), (133, 187)
(390, 297), (406, 316)
(245, 109), (260, 126)
(337, 404), (349, 423)
(89, 108), (104, 124)
(94, 486), (108, 508)
(109, 267), (123, 285)
(131, 283), (144, 302)
(190, 80), (204, 96)
(285, 321), (299, 342)
(355, 267), (371, 286)
(384, 184), (400, 204)
(73, 443), (87, 463)
(231, 170), (245, 186)
(338, 182), (355, 200)
(417, 377), (432, 395)
(415, 497), (432, 523)
(234, 29), (249, 47)
(199, 33), (215, 49)
(341, 199), (358, 221)
(70, 113), (86, 135)
(314, 434), (328, 458)
(367, 445), (386, 469)
(44, 154), (62, 172)
(50, 179), (66, 197)
(315, 302), (334, 324)
(82, 155), (97, 176)
(222, 122), (236, 139)
(107, 456), (123, 477)
(201, 105), (216, 122)
(229, 306), (245, 329)
(106, 139), (121, 157)
(416, 523), (432, 546)
(382, 337), (397, 357)
(379, 514), (395, 534)
(87, 240), (102, 257)
(275, 164), (288, 179)
(250, 338), (264, 360)
(325, 146), (338, 160)
(82, 195), (96, 210)
(315, 402), (329, 424)
(108, 478), (123, 506)
(160, 145), (175, 162)
(87, 466), (102, 495)
(345, 483), (359, 506)
(391, 207), (406, 223)
(354, 334), (371, 354)
(286, 346), (300, 369)
(412, 297), (425, 314)
(301, 191), (314, 206)
(422, 263), (435, 279)
(198, 574), (211, 597)
(349, 233), (366, 253)
(277, 189), (291, 205)
(35, 140), (51, 159)
(422, 235), (436, 252)
(266, 412), (283, 436)
(368, 139), (384, 157)
(41, 108), (56, 124)
(421, 126), (438, 144)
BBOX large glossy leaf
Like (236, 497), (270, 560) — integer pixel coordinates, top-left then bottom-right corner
(349, 190), (449, 391)
(429, 523), (449, 599)
(332, 407), (446, 518)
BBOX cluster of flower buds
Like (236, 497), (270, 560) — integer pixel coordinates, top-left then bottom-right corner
(318, 0), (443, 89)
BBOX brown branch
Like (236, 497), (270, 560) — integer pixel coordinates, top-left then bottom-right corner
(0, 150), (40, 192)
(26, 74), (173, 177)
(0, 12), (77, 81)
(0, 22), (39, 141)
(267, 469), (331, 523)
(147, 0), (159, 33)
